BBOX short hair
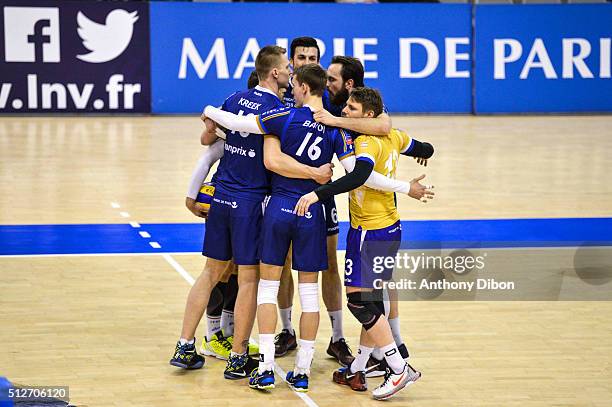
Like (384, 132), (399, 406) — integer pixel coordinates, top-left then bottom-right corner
(331, 56), (365, 88)
(290, 37), (320, 61)
(255, 45), (286, 80)
(293, 64), (326, 97)
(247, 70), (259, 89)
(349, 87), (383, 117)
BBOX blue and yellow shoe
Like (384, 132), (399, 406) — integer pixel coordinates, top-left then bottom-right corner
(286, 371), (309, 392)
(226, 335), (259, 356)
(249, 369), (275, 390)
(169, 340), (204, 370)
(224, 353), (258, 380)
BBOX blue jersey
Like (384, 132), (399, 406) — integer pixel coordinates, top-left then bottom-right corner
(283, 81), (296, 108)
(214, 86), (284, 199)
(256, 106), (354, 199)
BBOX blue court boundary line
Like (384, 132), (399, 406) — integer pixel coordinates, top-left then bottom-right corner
(1, 217), (611, 256)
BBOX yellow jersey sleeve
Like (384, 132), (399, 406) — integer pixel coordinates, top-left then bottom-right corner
(354, 135), (382, 166)
(394, 128), (413, 154)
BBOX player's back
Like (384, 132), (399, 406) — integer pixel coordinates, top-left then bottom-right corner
(350, 128), (410, 230)
(214, 86), (284, 199)
(258, 106), (353, 199)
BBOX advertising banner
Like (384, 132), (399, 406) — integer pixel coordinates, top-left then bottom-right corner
(150, 3), (472, 114)
(0, 0), (150, 113)
(475, 5), (612, 113)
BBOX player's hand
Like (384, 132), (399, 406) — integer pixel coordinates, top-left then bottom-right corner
(313, 109), (337, 126)
(294, 192), (319, 216)
(408, 174), (435, 203)
(312, 163), (334, 184)
(186, 197), (208, 218)
(203, 117), (217, 133)
(414, 157), (428, 167)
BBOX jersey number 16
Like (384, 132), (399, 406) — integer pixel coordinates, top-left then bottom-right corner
(296, 132), (323, 160)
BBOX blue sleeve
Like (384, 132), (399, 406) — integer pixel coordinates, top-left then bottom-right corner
(256, 106), (291, 136)
(220, 91), (239, 112)
(334, 129), (355, 160)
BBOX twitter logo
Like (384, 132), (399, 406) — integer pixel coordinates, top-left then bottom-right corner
(76, 9), (138, 63)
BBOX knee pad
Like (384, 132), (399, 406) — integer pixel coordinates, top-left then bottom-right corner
(257, 279), (280, 306)
(381, 288), (390, 316)
(298, 283), (319, 313)
(207, 283), (224, 316)
(346, 292), (383, 331)
(223, 274), (238, 311)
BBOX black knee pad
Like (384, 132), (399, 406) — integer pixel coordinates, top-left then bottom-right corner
(207, 283), (225, 316)
(223, 274), (238, 311)
(347, 292), (384, 331)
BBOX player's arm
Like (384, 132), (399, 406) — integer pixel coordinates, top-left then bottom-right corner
(186, 139), (224, 218)
(314, 109), (392, 136)
(396, 128), (435, 166)
(294, 156), (373, 216)
(340, 155), (409, 193)
(200, 115), (220, 145)
(203, 105), (263, 135)
(263, 137), (332, 184)
(340, 155), (434, 200)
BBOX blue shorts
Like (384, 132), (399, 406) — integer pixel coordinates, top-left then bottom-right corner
(260, 195), (327, 272)
(202, 191), (264, 265)
(322, 197), (339, 236)
(344, 221), (402, 288)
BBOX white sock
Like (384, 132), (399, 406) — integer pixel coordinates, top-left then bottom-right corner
(372, 347), (383, 360)
(328, 310), (344, 342)
(279, 307), (294, 335)
(295, 339), (315, 376)
(206, 314), (221, 339)
(258, 334), (275, 373)
(179, 337), (195, 346)
(350, 345), (373, 373)
(388, 317), (403, 347)
(221, 310), (234, 336)
(380, 342), (405, 374)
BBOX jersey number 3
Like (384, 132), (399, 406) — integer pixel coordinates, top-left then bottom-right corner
(296, 132), (323, 160)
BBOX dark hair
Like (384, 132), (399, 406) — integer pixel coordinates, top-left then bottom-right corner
(247, 70), (259, 89)
(293, 64), (326, 97)
(290, 37), (320, 61)
(331, 56), (364, 88)
(349, 87), (383, 117)
(255, 45), (286, 80)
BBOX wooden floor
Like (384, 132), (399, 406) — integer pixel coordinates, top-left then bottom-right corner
(1, 115), (612, 406)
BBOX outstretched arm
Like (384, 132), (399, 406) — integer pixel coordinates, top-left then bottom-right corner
(314, 109), (392, 136)
(340, 155), (410, 193)
(203, 105), (263, 135)
(263, 137), (333, 184)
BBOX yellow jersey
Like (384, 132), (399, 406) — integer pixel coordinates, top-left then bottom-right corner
(349, 128), (412, 230)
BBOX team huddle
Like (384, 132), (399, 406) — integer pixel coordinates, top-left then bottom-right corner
(171, 37), (435, 401)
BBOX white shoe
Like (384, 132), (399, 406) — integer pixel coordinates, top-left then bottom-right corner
(372, 363), (421, 401)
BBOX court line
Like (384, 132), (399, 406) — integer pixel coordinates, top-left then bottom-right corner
(161, 253), (320, 407)
(161, 253), (195, 286)
(108, 202), (317, 405)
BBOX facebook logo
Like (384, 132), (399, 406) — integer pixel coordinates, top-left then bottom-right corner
(3, 7), (60, 63)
